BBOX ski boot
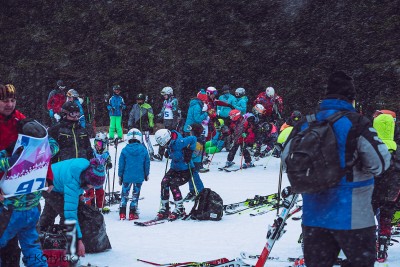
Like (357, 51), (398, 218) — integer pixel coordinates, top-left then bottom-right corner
(224, 161), (234, 168)
(129, 207), (139, 220)
(183, 191), (196, 202)
(156, 200), (170, 220)
(153, 153), (163, 161)
(202, 156), (211, 165)
(199, 167), (209, 173)
(149, 153), (155, 161)
(119, 206), (127, 220)
(376, 235), (390, 262)
(169, 200), (185, 221)
(242, 162), (255, 169)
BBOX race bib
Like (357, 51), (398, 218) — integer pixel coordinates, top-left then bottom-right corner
(164, 108), (173, 119)
(0, 134), (52, 196)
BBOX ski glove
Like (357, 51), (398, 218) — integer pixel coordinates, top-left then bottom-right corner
(107, 162), (113, 169)
(202, 103), (208, 112)
(54, 113), (61, 122)
(119, 176), (122, 186)
(145, 176), (149, 181)
(242, 133), (247, 138)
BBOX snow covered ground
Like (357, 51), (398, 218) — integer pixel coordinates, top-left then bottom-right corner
(55, 135), (400, 267)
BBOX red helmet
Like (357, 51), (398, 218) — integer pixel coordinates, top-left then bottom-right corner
(229, 109), (241, 121)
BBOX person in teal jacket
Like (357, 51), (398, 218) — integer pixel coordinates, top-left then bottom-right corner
(216, 85), (237, 119)
(183, 91), (209, 136)
(107, 85), (126, 140)
(232, 87), (248, 115)
(118, 128), (150, 220)
(39, 158), (105, 257)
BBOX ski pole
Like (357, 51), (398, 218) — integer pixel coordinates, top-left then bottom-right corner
(276, 160), (283, 216)
(164, 154), (169, 175)
(263, 146), (276, 169)
(111, 139), (118, 204)
(207, 138), (221, 169)
(188, 163), (198, 196)
(240, 139), (245, 170)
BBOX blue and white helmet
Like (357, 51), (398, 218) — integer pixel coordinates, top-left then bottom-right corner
(126, 128), (143, 143)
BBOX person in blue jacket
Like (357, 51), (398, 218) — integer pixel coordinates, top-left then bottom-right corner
(232, 87), (248, 115)
(107, 85), (126, 140)
(216, 85), (237, 120)
(118, 128), (150, 221)
(39, 158), (105, 258)
(183, 90), (209, 136)
(154, 129), (196, 220)
(281, 71), (391, 267)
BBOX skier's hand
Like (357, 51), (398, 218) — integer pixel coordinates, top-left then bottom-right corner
(242, 133), (247, 138)
(145, 176), (149, 181)
(77, 240), (85, 257)
(47, 185), (54, 193)
(119, 176), (122, 186)
(202, 103), (208, 112)
(54, 113), (61, 122)
(107, 162), (113, 169)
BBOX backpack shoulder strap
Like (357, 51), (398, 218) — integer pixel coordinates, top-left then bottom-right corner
(324, 111), (349, 124)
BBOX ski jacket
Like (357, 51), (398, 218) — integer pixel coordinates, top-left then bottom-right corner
(216, 93), (236, 118)
(183, 98), (209, 133)
(128, 103), (154, 131)
(253, 92), (283, 118)
(159, 96), (179, 120)
(48, 120), (92, 162)
(0, 110), (26, 151)
(118, 142), (150, 184)
(166, 131), (197, 171)
(51, 158), (89, 239)
(233, 96), (248, 115)
(47, 89), (66, 113)
(282, 98), (391, 230)
(107, 94), (126, 117)
(229, 118), (255, 145)
(192, 140), (203, 163)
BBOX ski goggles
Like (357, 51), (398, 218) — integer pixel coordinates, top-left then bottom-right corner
(68, 111), (81, 118)
(94, 140), (104, 149)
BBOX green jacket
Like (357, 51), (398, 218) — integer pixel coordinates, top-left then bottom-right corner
(128, 102), (154, 131)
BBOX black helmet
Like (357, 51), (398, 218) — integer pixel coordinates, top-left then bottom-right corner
(57, 80), (66, 89)
(61, 101), (80, 116)
(290, 110), (303, 122)
(112, 85), (121, 91)
(136, 93), (145, 101)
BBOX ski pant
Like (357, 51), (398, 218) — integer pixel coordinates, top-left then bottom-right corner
(0, 206), (21, 267)
(227, 143), (251, 164)
(302, 225), (376, 267)
(109, 116), (123, 139)
(120, 182), (142, 210)
(161, 169), (191, 201)
(188, 162), (204, 194)
(0, 206), (47, 267)
(39, 191), (66, 232)
(84, 188), (105, 209)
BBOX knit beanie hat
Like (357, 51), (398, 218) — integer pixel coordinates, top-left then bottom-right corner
(85, 158), (105, 187)
(326, 71), (356, 101)
(0, 84), (16, 100)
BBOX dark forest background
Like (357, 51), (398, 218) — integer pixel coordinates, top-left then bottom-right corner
(1, 0), (399, 127)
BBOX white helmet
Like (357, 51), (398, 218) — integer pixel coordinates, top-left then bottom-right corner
(206, 86), (217, 96)
(126, 128), (143, 143)
(235, 87), (246, 97)
(265, 87), (275, 98)
(252, 104), (266, 115)
(155, 129), (171, 146)
(67, 89), (79, 98)
(94, 132), (108, 152)
(161, 86), (173, 96)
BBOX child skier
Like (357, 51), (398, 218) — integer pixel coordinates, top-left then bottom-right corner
(225, 109), (255, 169)
(107, 85), (126, 141)
(84, 132), (112, 212)
(128, 93), (155, 160)
(66, 88), (86, 128)
(154, 128), (197, 220)
(118, 128), (150, 220)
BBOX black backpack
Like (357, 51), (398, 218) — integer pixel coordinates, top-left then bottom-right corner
(283, 111), (348, 194)
(189, 188), (223, 221)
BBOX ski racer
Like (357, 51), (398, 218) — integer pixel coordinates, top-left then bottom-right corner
(107, 85), (126, 141)
(224, 109), (255, 169)
(118, 128), (150, 220)
(371, 110), (400, 262)
(39, 158), (105, 257)
(233, 87), (248, 115)
(154, 128), (196, 220)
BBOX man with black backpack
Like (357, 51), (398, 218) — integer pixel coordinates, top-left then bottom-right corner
(282, 71), (391, 267)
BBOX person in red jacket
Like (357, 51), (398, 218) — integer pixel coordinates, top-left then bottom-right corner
(47, 80), (67, 125)
(0, 83), (24, 267)
(224, 109), (255, 169)
(253, 86), (284, 122)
